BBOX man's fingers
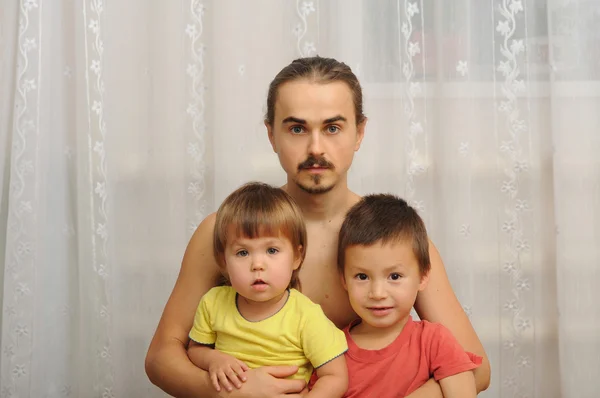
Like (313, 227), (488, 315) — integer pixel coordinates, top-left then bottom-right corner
(263, 365), (299, 378)
(275, 377), (306, 394)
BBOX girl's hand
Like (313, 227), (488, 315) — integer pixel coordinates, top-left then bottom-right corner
(207, 351), (249, 392)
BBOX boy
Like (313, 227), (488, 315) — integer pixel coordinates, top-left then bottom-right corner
(337, 194), (481, 397)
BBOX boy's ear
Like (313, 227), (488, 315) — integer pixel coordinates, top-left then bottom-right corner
(340, 272), (348, 291)
(418, 270), (430, 291)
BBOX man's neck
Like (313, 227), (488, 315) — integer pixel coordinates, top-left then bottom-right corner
(283, 179), (353, 222)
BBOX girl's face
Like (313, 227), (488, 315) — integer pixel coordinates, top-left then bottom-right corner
(224, 226), (301, 305)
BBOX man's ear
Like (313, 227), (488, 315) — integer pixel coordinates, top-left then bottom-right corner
(265, 120), (277, 153)
(354, 117), (367, 151)
(418, 270), (430, 292)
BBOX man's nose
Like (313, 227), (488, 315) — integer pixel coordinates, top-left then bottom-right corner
(307, 130), (324, 156)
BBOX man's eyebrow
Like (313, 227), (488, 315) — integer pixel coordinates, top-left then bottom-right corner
(281, 115), (348, 125)
(324, 115), (347, 124)
(281, 116), (306, 125)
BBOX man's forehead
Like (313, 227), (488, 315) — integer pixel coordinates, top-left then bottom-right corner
(275, 80), (355, 122)
(277, 80), (354, 101)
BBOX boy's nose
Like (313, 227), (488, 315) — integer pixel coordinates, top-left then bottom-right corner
(368, 281), (387, 300)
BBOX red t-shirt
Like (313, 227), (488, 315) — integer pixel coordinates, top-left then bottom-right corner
(339, 316), (481, 397)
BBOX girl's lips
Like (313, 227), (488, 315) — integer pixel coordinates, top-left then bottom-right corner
(251, 282), (268, 292)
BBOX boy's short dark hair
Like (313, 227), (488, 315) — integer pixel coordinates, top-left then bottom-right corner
(338, 194), (430, 275)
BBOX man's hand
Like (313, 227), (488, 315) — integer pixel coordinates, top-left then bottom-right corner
(217, 366), (306, 398)
(207, 351), (249, 392)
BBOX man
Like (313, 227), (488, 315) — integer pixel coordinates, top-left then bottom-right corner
(145, 56), (490, 398)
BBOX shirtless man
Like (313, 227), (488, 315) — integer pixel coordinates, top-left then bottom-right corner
(145, 56), (490, 398)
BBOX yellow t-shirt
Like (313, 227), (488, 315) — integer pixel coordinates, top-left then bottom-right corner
(189, 286), (348, 381)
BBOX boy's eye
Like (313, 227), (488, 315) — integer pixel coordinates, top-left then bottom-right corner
(389, 273), (402, 280)
(267, 247), (278, 255)
(236, 250), (248, 257)
(355, 273), (368, 281)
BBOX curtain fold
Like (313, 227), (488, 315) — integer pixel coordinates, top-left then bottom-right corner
(1, 1), (598, 397)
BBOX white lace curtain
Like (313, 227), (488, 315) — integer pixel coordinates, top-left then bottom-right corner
(1, 1), (599, 397)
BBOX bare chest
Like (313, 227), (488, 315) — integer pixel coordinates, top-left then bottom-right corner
(298, 224), (357, 329)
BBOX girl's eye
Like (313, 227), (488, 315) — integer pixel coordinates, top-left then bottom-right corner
(327, 125), (340, 134)
(236, 250), (248, 257)
(390, 273), (402, 280)
(267, 247), (278, 255)
(291, 126), (304, 134)
(355, 273), (368, 281)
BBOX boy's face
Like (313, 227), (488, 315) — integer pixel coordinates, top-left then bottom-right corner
(342, 240), (429, 331)
(266, 80), (365, 194)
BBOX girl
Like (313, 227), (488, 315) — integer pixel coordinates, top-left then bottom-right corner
(187, 182), (348, 397)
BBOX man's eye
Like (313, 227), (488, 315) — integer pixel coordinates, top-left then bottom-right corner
(267, 247), (278, 254)
(327, 125), (340, 134)
(291, 126), (304, 134)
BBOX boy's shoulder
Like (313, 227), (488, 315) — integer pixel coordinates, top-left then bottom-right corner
(407, 318), (454, 342)
(409, 318), (464, 354)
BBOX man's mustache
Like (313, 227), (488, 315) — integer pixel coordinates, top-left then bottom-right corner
(298, 155), (334, 170)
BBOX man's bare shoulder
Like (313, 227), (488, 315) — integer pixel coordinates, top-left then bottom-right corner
(148, 211), (221, 352)
(184, 212), (219, 270)
(190, 212), (217, 241)
(347, 190), (362, 207)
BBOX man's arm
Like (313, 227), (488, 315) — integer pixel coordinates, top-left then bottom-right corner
(146, 337), (216, 398)
(413, 240), (491, 393)
(145, 213), (222, 398)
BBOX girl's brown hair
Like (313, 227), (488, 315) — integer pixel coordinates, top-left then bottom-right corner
(214, 182), (307, 290)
